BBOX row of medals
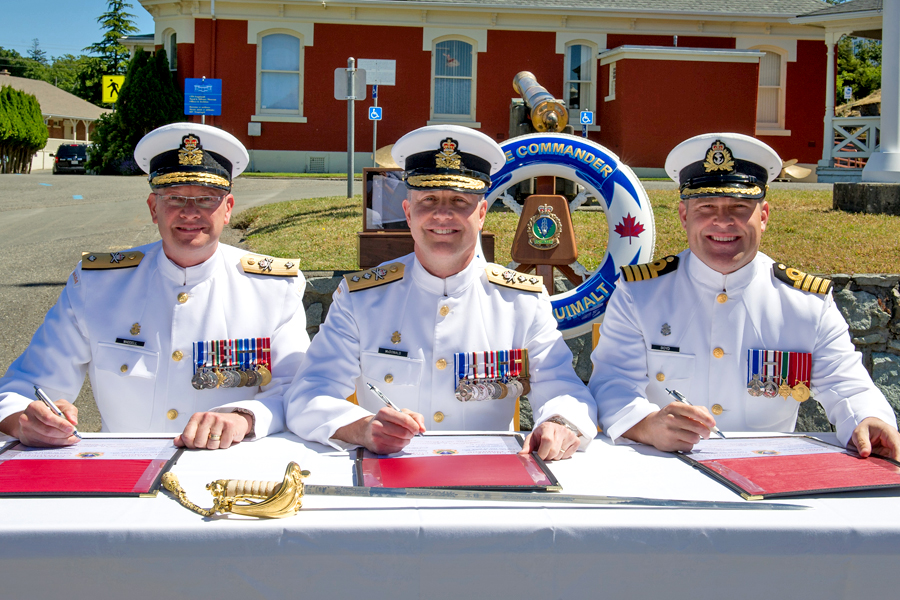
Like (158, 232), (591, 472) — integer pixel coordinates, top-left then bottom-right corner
(747, 374), (810, 402)
(455, 378), (525, 402)
(192, 365), (273, 390)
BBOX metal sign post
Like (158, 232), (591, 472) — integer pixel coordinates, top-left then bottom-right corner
(347, 58), (356, 199)
(372, 85), (378, 167)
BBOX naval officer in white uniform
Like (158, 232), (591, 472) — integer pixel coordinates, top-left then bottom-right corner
(0, 123), (309, 449)
(285, 125), (597, 460)
(590, 132), (900, 459)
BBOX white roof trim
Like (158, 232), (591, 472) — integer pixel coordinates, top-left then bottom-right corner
(599, 45), (764, 65)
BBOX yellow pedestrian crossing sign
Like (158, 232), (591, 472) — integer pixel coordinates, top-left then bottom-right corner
(102, 75), (125, 103)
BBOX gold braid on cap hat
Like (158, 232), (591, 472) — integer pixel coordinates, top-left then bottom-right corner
(151, 172), (231, 188)
(680, 185), (766, 198)
(406, 174), (487, 191)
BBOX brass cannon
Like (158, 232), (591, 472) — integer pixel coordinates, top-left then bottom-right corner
(512, 71), (569, 133)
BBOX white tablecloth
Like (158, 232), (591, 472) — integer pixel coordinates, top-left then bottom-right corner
(1, 432), (898, 600)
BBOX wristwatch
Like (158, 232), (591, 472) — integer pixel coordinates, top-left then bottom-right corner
(544, 415), (581, 436)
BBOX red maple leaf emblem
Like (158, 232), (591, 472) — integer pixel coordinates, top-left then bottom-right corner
(614, 213), (645, 245)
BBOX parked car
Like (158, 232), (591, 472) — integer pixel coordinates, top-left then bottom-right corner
(51, 143), (89, 174)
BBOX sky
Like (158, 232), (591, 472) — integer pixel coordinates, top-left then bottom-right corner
(0, 0), (155, 58)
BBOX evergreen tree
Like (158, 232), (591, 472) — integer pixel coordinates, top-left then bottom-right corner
(0, 85), (49, 173)
(87, 48), (184, 175)
(85, 1), (139, 76)
(27, 39), (48, 65)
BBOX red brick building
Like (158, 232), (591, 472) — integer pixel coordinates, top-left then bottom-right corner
(136, 0), (830, 173)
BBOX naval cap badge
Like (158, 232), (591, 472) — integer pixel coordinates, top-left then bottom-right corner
(178, 134), (204, 166)
(703, 139), (734, 173)
(434, 137), (462, 170)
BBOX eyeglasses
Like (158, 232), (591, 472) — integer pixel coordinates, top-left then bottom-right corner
(156, 194), (226, 210)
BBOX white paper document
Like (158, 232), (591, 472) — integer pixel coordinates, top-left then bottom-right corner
(0, 438), (178, 461)
(379, 435), (522, 458)
(684, 436), (843, 461)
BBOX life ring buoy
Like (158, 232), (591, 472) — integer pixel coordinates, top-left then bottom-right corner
(485, 133), (655, 339)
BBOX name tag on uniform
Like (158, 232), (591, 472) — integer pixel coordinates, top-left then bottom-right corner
(115, 338), (145, 347)
(379, 348), (408, 358)
(651, 344), (679, 353)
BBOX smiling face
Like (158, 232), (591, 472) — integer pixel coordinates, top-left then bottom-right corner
(403, 189), (487, 278)
(678, 195), (769, 274)
(147, 184), (234, 268)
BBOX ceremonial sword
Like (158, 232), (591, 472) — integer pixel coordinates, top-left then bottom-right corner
(161, 462), (806, 518)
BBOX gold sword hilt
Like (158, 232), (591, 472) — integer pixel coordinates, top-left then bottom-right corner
(162, 462), (310, 518)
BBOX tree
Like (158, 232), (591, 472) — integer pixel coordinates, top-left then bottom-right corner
(0, 85), (49, 173)
(87, 48), (184, 175)
(27, 39), (48, 65)
(84, 1), (139, 76)
(836, 36), (882, 103)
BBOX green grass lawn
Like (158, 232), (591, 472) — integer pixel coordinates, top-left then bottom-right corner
(231, 188), (900, 274)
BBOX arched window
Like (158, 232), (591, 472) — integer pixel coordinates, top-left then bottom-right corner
(167, 30), (177, 71)
(257, 32), (303, 117)
(754, 48), (787, 132)
(564, 42), (596, 113)
(431, 37), (476, 123)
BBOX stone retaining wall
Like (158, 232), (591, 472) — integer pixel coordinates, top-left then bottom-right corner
(303, 271), (900, 432)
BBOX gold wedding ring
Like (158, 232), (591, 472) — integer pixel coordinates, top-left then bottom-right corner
(209, 433), (222, 441)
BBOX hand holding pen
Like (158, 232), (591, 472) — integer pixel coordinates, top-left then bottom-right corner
(0, 386), (82, 447)
(666, 388), (726, 439)
(366, 383), (424, 437)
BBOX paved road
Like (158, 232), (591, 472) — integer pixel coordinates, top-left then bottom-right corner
(0, 172), (359, 431)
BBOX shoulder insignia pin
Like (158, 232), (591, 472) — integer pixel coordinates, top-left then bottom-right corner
(345, 262), (404, 292)
(773, 263), (832, 295)
(485, 265), (542, 293)
(619, 255), (679, 283)
(81, 251), (143, 270)
(240, 254), (300, 277)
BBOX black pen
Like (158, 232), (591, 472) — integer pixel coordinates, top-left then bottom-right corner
(665, 388), (726, 439)
(366, 383), (423, 437)
(34, 385), (82, 439)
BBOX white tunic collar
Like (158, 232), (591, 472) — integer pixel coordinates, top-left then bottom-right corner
(685, 250), (762, 293)
(156, 243), (224, 286)
(410, 252), (487, 297)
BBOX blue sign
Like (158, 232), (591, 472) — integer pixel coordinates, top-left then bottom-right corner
(184, 78), (222, 116)
(579, 110), (594, 125)
(368, 106), (383, 121)
(372, 84), (378, 100)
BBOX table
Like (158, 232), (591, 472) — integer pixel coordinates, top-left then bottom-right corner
(1, 432), (898, 599)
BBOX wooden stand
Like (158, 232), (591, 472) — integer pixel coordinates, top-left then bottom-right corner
(511, 184), (581, 294)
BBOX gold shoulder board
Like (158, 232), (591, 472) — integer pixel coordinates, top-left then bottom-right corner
(344, 262), (404, 292)
(241, 254), (300, 277)
(485, 266), (543, 293)
(773, 263), (832, 295)
(620, 255), (679, 283)
(81, 251), (144, 270)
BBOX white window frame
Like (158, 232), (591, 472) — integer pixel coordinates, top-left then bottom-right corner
(752, 46), (790, 136)
(164, 29), (177, 71)
(564, 41), (598, 118)
(253, 29), (306, 123)
(428, 35), (479, 127)
(606, 63), (616, 102)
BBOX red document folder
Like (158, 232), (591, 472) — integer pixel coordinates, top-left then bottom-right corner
(0, 438), (182, 497)
(356, 434), (561, 491)
(676, 436), (900, 500)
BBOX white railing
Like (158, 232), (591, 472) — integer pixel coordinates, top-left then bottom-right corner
(831, 117), (881, 168)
